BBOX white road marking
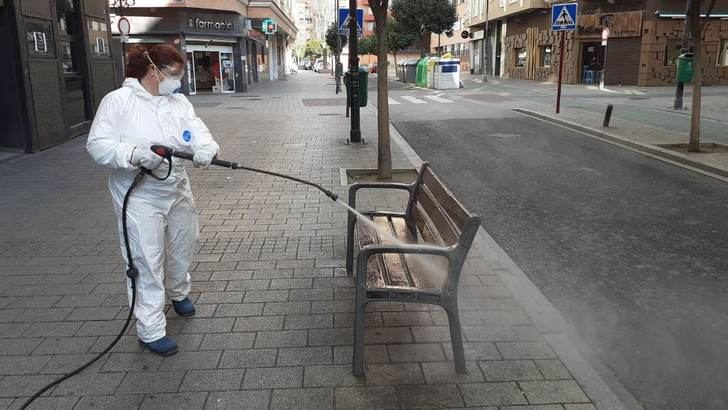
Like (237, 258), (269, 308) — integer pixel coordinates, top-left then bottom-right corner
(401, 96), (427, 104)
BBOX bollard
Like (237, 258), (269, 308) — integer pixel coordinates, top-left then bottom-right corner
(603, 104), (613, 127)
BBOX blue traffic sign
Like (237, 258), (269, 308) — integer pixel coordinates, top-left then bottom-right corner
(552, 3), (577, 32)
(339, 8), (363, 35)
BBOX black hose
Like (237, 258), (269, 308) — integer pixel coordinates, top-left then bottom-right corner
(20, 171), (146, 409)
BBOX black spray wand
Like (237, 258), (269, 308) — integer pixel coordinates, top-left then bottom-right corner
(151, 145), (339, 201)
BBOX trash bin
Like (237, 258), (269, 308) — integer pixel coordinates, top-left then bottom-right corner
(398, 61), (406, 82)
(344, 66), (368, 107)
(427, 57), (439, 88)
(416, 58), (430, 87)
(404, 60), (418, 83)
(677, 53), (694, 83)
(434, 58), (461, 90)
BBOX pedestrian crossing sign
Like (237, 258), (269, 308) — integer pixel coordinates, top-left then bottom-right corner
(339, 8), (363, 36)
(552, 3), (577, 31)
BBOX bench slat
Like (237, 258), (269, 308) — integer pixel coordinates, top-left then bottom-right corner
(373, 216), (410, 287)
(415, 185), (460, 246)
(390, 216), (444, 289)
(421, 166), (470, 231)
(355, 217), (388, 289)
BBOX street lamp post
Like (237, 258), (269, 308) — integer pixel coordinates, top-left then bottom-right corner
(482, 0), (489, 81)
(111, 0), (136, 71)
(348, 0), (361, 143)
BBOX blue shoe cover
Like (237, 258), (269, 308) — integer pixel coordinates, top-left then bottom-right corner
(141, 336), (178, 356)
(172, 297), (196, 317)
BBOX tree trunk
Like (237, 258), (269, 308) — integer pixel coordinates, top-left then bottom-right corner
(371, 1), (392, 179)
(688, 0), (702, 152)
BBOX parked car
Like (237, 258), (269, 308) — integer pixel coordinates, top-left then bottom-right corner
(368, 63), (378, 74)
(313, 59), (324, 72)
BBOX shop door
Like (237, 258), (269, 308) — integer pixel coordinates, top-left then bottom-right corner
(220, 52), (235, 92)
(186, 52), (196, 95)
(580, 42), (605, 85)
(604, 38), (641, 86)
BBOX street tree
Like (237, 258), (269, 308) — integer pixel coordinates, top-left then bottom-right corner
(387, 18), (418, 78)
(325, 23), (346, 56)
(358, 35), (378, 56)
(304, 39), (324, 59)
(369, 0), (392, 179)
(683, 0), (717, 152)
(391, 0), (457, 54)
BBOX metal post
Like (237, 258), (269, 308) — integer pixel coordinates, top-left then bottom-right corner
(603, 104), (613, 127)
(600, 40), (607, 89)
(483, 0), (489, 81)
(348, 0), (361, 143)
(556, 31), (565, 114)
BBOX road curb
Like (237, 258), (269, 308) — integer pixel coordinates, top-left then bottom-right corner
(513, 108), (728, 182)
(389, 120), (641, 410)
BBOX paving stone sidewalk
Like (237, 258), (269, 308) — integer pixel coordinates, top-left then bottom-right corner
(0, 72), (601, 409)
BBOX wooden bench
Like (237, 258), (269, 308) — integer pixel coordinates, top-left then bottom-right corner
(346, 163), (481, 376)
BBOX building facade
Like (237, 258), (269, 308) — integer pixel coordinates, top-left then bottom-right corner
(431, 0), (471, 73)
(466, 0), (728, 86)
(0, 0), (116, 152)
(110, 0), (296, 95)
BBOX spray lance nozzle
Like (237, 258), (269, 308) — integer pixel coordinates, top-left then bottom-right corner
(150, 145), (339, 201)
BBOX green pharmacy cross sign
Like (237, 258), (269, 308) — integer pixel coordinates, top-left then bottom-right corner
(262, 19), (277, 34)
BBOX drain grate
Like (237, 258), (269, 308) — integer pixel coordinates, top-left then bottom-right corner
(302, 98), (347, 106)
(225, 106), (247, 110)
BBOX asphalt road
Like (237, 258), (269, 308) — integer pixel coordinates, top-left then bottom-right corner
(392, 113), (728, 409)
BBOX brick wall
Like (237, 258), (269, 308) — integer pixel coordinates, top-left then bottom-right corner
(640, 20), (728, 86)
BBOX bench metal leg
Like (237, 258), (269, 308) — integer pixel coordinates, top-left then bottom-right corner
(446, 306), (467, 374)
(353, 254), (368, 376)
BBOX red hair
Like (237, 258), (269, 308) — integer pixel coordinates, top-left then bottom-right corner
(125, 43), (185, 80)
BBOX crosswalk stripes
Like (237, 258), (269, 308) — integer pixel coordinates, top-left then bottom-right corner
(388, 97), (400, 105)
(400, 96), (427, 104)
(424, 95), (454, 104)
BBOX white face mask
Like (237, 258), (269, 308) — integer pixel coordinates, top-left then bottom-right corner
(145, 51), (183, 96)
(158, 78), (182, 96)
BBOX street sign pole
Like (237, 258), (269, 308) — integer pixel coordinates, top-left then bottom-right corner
(348, 0), (361, 143)
(551, 2), (577, 115)
(556, 31), (565, 114)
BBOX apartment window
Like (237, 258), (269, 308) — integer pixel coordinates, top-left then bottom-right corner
(540, 45), (552, 68)
(718, 40), (728, 66)
(515, 48), (527, 67)
(664, 40), (682, 66)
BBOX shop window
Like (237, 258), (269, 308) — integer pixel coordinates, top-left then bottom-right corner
(25, 20), (55, 58)
(540, 45), (552, 68)
(718, 40), (728, 67)
(664, 40), (682, 66)
(515, 48), (527, 68)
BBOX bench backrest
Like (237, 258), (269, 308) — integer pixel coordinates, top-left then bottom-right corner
(406, 163), (480, 250)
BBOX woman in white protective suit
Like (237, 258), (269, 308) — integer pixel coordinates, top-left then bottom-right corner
(87, 44), (219, 356)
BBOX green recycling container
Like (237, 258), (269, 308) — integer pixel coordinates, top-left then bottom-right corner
(416, 58), (429, 87)
(677, 53), (694, 83)
(344, 66), (368, 107)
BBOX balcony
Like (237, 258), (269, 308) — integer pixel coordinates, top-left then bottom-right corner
(467, 0), (548, 27)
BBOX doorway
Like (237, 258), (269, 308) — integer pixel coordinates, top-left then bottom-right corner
(580, 42), (605, 85)
(185, 44), (235, 95)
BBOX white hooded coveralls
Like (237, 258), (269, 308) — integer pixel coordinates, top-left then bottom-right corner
(87, 78), (219, 343)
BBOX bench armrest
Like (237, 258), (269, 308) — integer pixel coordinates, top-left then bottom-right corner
(359, 243), (454, 259)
